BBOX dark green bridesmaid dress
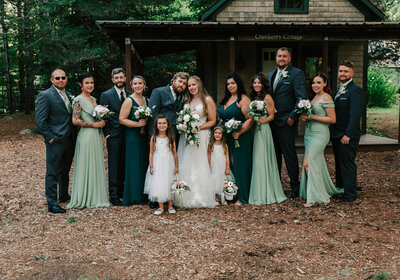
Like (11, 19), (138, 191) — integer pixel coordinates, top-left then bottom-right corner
(122, 96), (149, 206)
(218, 102), (253, 203)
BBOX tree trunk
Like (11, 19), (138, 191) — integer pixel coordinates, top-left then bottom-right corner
(0, 0), (14, 114)
(16, 0), (27, 113)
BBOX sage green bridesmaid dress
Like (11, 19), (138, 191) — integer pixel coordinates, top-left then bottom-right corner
(122, 96), (149, 206)
(299, 101), (344, 204)
(67, 95), (110, 209)
(249, 121), (287, 205)
(218, 102), (253, 203)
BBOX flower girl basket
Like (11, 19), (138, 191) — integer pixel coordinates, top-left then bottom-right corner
(221, 174), (238, 204)
(171, 175), (190, 208)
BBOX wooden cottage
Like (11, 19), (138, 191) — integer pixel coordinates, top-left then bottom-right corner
(96, 0), (400, 144)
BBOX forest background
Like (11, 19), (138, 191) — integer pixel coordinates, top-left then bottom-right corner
(0, 0), (399, 114)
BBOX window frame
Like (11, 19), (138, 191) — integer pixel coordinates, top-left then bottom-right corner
(274, 0), (309, 14)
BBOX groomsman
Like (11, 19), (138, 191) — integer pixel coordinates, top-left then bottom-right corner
(148, 71), (189, 137)
(330, 60), (363, 202)
(100, 68), (131, 206)
(267, 47), (308, 199)
(36, 69), (76, 213)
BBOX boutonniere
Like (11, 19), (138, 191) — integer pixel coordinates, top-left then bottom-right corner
(68, 94), (76, 103)
(281, 70), (289, 78)
(338, 86), (346, 95)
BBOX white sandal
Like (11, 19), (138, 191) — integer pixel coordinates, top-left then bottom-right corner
(154, 208), (164, 215)
(168, 208), (176, 214)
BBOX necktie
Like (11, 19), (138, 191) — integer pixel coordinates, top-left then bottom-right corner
(120, 91), (125, 103)
(273, 72), (283, 91)
(60, 91), (71, 113)
(335, 84), (345, 100)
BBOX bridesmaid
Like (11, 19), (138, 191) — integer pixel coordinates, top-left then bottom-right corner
(218, 73), (253, 204)
(299, 73), (344, 207)
(119, 75), (149, 206)
(68, 73), (110, 209)
(248, 73), (287, 205)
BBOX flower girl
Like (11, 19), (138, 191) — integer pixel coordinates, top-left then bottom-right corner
(208, 126), (230, 203)
(144, 115), (179, 215)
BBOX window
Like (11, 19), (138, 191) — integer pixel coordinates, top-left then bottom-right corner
(274, 0), (309, 14)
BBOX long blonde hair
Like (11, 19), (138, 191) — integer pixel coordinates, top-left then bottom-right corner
(208, 126), (228, 154)
(185, 75), (209, 116)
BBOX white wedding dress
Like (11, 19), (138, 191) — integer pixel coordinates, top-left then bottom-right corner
(177, 102), (215, 208)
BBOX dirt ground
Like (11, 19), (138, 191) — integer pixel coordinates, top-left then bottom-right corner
(0, 114), (399, 280)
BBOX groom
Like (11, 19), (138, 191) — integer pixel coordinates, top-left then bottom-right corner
(330, 60), (363, 202)
(100, 68), (131, 206)
(35, 69), (76, 213)
(267, 47), (308, 199)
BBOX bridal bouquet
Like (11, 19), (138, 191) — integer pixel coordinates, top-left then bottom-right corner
(176, 107), (201, 147)
(295, 99), (312, 127)
(93, 105), (114, 121)
(224, 118), (242, 148)
(171, 176), (190, 208)
(133, 105), (154, 134)
(247, 100), (268, 130)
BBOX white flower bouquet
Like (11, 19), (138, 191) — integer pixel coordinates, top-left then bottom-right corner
(295, 99), (312, 127)
(175, 107), (200, 147)
(247, 100), (268, 130)
(224, 118), (243, 148)
(92, 105), (114, 121)
(171, 176), (190, 208)
(133, 105), (154, 134)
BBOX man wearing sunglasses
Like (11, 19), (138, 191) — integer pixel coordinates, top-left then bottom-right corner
(36, 69), (76, 214)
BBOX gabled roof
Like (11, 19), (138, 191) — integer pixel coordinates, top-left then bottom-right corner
(200, 0), (385, 22)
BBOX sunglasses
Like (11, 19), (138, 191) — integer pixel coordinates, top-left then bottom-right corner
(54, 76), (67, 81)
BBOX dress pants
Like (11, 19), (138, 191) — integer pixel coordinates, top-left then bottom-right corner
(331, 137), (360, 201)
(107, 135), (125, 199)
(270, 122), (300, 195)
(45, 137), (74, 206)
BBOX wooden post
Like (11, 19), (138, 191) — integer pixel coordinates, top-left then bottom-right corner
(229, 36), (235, 73)
(323, 39), (329, 74)
(125, 37), (132, 91)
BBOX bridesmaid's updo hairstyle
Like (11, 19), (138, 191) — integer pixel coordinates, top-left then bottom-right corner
(249, 72), (270, 101)
(151, 114), (175, 152)
(220, 72), (246, 106)
(309, 72), (332, 99)
(78, 72), (93, 86)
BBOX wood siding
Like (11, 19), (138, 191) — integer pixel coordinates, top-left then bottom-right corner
(216, 0), (365, 22)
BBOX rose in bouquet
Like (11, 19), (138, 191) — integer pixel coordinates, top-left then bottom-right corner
(224, 118), (243, 148)
(294, 99), (312, 127)
(171, 176), (190, 208)
(175, 107), (200, 147)
(247, 100), (268, 130)
(92, 105), (114, 121)
(133, 105), (154, 134)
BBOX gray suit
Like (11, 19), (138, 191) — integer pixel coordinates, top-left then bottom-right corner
(35, 85), (76, 207)
(267, 66), (308, 196)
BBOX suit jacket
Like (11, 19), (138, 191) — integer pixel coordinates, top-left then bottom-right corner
(100, 87), (131, 138)
(267, 66), (308, 127)
(35, 86), (75, 143)
(330, 80), (363, 139)
(148, 85), (184, 135)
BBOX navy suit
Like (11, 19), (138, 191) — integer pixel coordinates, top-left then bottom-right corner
(330, 80), (363, 201)
(100, 87), (131, 199)
(267, 66), (308, 195)
(148, 85), (185, 139)
(35, 85), (76, 207)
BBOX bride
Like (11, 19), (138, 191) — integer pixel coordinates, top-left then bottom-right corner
(178, 76), (217, 208)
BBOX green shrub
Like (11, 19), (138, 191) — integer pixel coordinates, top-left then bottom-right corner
(367, 64), (399, 107)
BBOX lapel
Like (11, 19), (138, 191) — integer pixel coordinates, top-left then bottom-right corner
(51, 86), (69, 114)
(271, 69), (278, 95)
(165, 85), (175, 103)
(111, 87), (122, 107)
(334, 80), (353, 102)
(274, 66), (291, 93)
